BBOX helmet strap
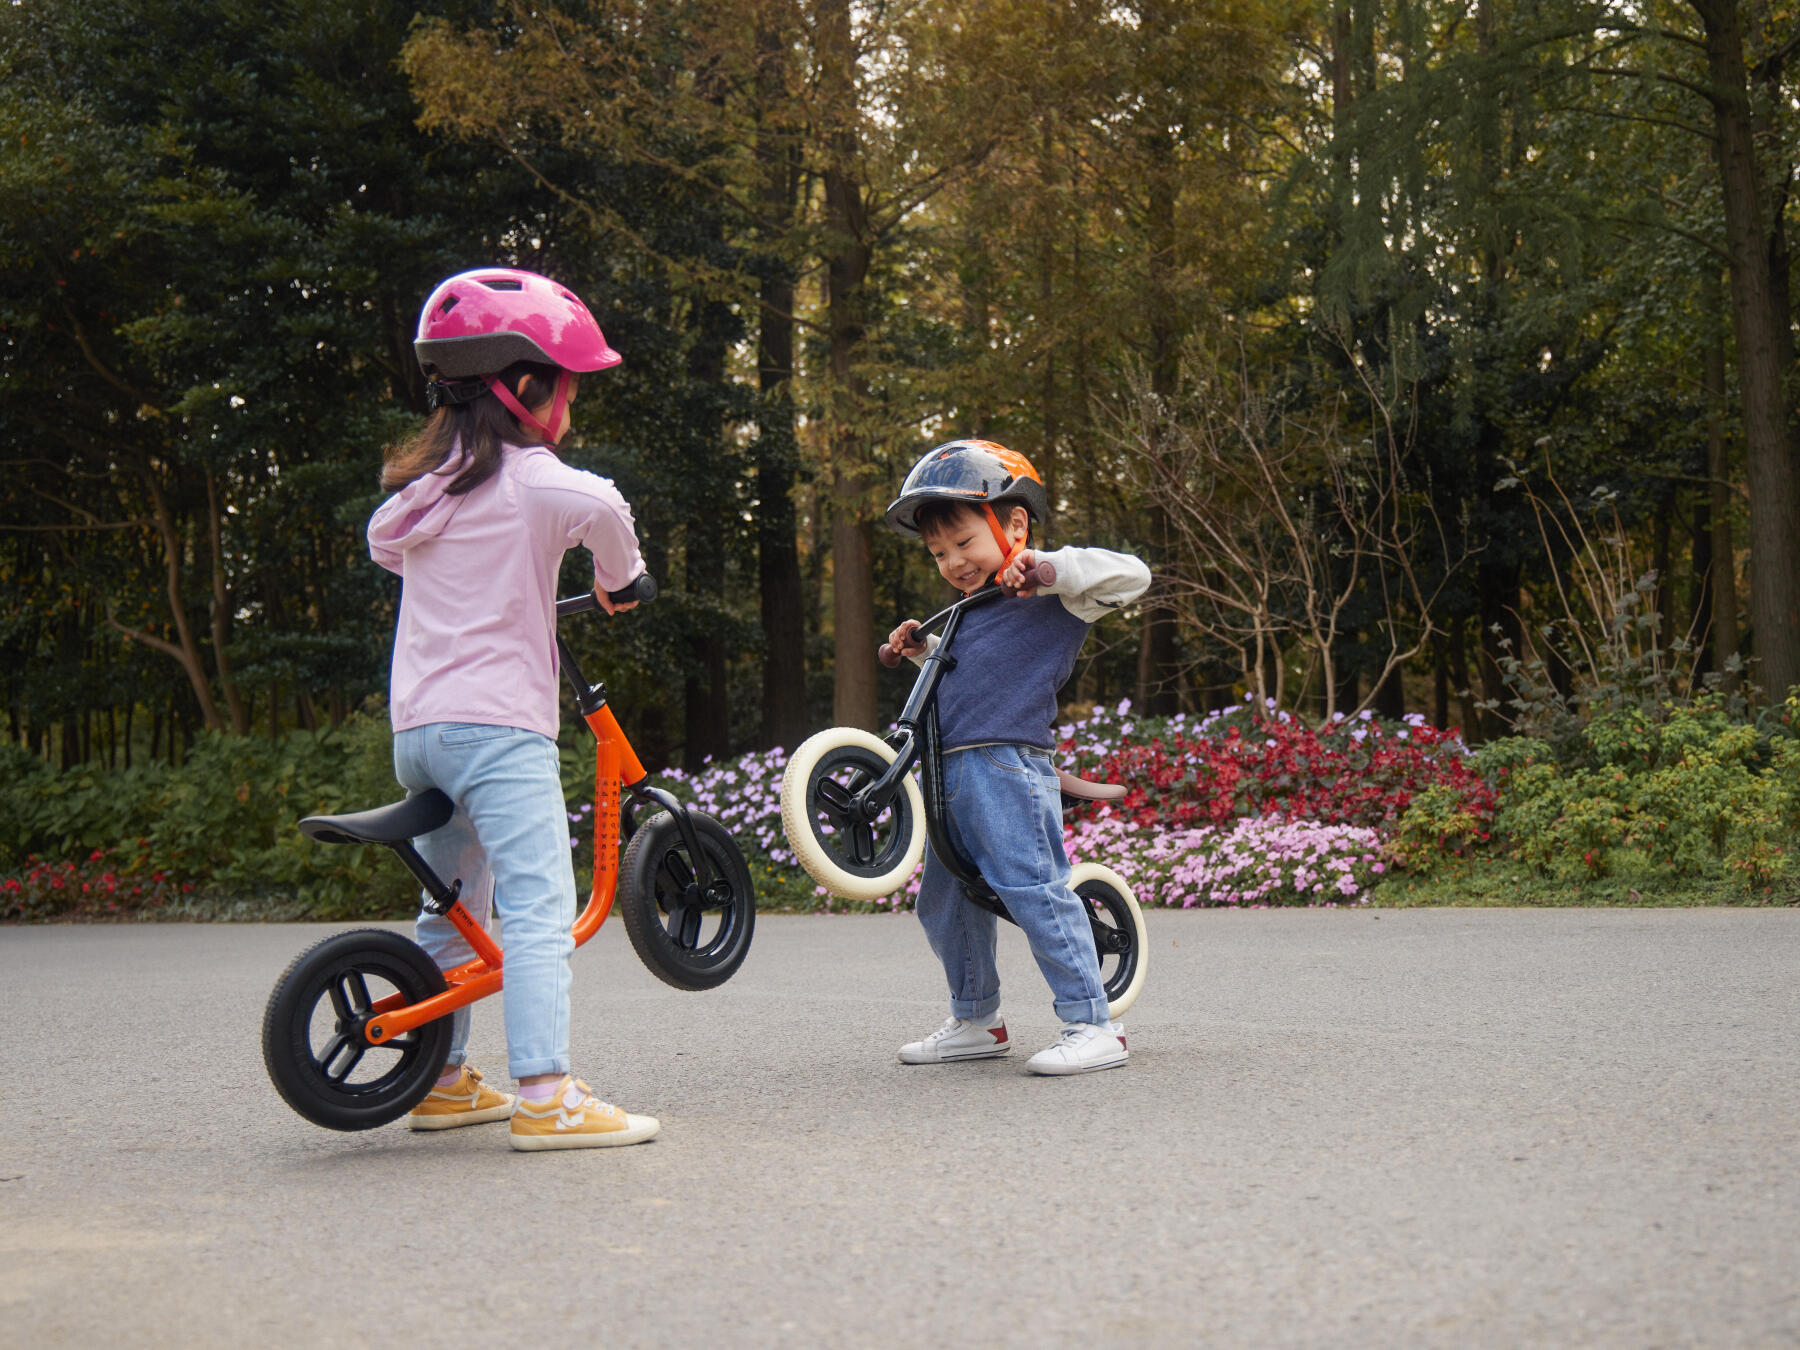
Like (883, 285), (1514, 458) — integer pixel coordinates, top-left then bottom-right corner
(982, 504), (1025, 576)
(484, 369), (572, 444)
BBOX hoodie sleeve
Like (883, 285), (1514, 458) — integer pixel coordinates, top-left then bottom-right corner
(517, 453), (645, 592)
(1036, 546), (1151, 624)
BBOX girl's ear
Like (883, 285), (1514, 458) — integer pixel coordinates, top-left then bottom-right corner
(1008, 505), (1032, 538)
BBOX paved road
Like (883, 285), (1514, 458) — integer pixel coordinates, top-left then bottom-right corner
(3, 909), (1797, 1348)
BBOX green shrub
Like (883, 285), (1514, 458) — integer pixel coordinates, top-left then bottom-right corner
(1485, 695), (1795, 893)
(1387, 784), (1489, 878)
(0, 716), (414, 919)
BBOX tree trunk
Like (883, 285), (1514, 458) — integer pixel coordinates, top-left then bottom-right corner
(1702, 264), (1740, 687)
(1445, 619), (1483, 741)
(684, 298), (734, 769)
(1695, 0), (1800, 698)
(205, 471), (248, 734)
(117, 462), (226, 733)
(1476, 558), (1522, 739)
(1432, 631), (1449, 730)
(754, 19), (810, 752)
(820, 0), (877, 731)
(1136, 19), (1184, 717)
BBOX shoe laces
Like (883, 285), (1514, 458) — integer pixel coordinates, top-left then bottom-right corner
(924, 1017), (967, 1045)
(1057, 1023), (1101, 1048)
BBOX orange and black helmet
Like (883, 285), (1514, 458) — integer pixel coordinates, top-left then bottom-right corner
(884, 439), (1049, 537)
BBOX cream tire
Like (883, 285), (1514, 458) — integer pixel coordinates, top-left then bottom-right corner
(1071, 861), (1148, 1019)
(780, 728), (927, 902)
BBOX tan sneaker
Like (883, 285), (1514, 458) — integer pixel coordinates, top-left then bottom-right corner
(509, 1077), (659, 1151)
(408, 1065), (517, 1130)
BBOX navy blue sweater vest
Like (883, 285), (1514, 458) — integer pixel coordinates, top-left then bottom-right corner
(936, 593), (1091, 751)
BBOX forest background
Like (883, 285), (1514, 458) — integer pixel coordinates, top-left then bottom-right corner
(2, 0), (1797, 913)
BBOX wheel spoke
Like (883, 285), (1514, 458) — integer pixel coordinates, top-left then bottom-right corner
(344, 970), (373, 1013)
(678, 903), (704, 951)
(1089, 915), (1126, 954)
(316, 1031), (349, 1071)
(815, 778), (855, 818)
(660, 849), (695, 893)
(851, 821), (877, 866)
(323, 1036), (365, 1083)
(666, 903), (694, 950)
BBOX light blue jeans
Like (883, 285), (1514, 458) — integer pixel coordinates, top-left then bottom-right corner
(915, 743), (1109, 1026)
(393, 722), (575, 1080)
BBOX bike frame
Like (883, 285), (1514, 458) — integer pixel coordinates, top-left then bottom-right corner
(357, 592), (713, 1047)
(853, 583), (1022, 922)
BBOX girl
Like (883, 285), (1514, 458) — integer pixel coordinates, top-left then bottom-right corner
(367, 267), (657, 1150)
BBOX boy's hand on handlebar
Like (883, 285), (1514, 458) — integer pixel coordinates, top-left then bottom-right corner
(887, 619), (927, 659)
(999, 549), (1040, 596)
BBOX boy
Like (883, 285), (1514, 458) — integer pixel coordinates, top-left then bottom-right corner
(883, 439), (1150, 1075)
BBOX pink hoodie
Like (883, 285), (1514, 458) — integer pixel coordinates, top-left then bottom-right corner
(367, 443), (644, 739)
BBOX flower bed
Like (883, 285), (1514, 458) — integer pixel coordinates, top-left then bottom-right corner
(632, 699), (1428, 911)
(1058, 698), (1493, 834)
(1, 847), (195, 921)
(1066, 811), (1386, 908)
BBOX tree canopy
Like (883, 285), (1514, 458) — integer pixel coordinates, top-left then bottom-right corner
(2, 0), (1795, 772)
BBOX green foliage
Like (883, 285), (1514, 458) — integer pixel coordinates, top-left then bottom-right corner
(1483, 695), (1796, 894)
(1386, 784), (1490, 879)
(1, 715), (412, 918)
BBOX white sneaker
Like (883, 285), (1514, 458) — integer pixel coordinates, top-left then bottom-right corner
(1025, 1021), (1129, 1076)
(898, 1014), (1011, 1064)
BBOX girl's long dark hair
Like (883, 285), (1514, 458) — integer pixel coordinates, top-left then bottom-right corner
(381, 360), (560, 495)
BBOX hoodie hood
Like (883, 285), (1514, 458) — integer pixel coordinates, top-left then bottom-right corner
(368, 461), (469, 572)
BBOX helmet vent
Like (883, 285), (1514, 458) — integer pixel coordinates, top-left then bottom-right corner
(481, 278), (524, 291)
(438, 296), (459, 314)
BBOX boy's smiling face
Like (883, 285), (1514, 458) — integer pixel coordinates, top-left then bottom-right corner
(920, 502), (1029, 593)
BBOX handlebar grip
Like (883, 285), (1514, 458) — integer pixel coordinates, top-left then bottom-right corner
(878, 643), (902, 669)
(608, 573), (658, 605)
(555, 572), (657, 618)
(1000, 559), (1056, 595)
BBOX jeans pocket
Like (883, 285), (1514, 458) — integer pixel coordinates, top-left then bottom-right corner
(977, 746), (1028, 775)
(437, 722), (518, 747)
(943, 749), (964, 804)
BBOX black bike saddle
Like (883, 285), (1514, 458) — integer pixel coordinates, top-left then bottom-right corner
(299, 789), (455, 846)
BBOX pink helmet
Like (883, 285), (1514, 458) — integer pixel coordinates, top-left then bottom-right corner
(413, 267), (621, 378)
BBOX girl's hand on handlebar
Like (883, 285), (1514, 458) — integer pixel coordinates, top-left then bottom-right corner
(887, 619), (927, 659)
(596, 576), (640, 616)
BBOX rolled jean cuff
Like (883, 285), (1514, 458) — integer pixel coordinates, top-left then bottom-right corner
(509, 1057), (569, 1080)
(950, 993), (1002, 1021)
(1054, 997), (1109, 1026)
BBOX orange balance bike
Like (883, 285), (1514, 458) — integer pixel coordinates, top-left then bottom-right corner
(262, 575), (755, 1131)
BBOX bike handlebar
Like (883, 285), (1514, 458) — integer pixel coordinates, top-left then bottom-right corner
(876, 560), (1057, 667)
(555, 572), (658, 618)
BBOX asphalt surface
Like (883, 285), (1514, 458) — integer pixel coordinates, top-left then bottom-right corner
(2, 909), (1797, 1348)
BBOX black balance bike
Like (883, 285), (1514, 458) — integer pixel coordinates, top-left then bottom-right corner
(262, 574), (756, 1131)
(779, 567), (1147, 1017)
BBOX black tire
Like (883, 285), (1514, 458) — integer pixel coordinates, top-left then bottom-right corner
(619, 809), (756, 991)
(261, 928), (453, 1131)
(1071, 862), (1149, 1018)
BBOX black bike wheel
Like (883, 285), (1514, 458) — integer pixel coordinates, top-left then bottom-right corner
(1075, 868), (1149, 1017)
(261, 928), (453, 1131)
(619, 810), (756, 991)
